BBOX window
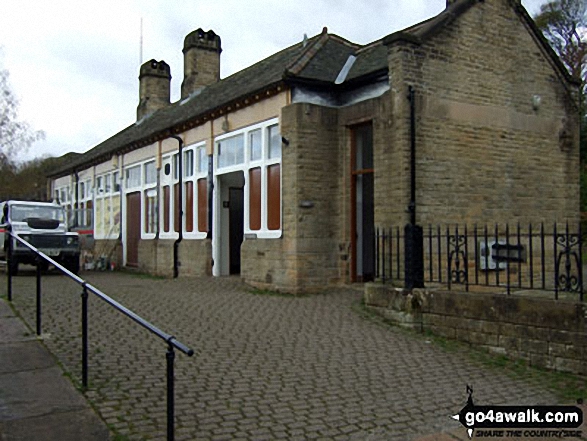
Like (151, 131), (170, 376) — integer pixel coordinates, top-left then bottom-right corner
(197, 146), (207, 174)
(185, 181), (194, 232)
(77, 179), (93, 227)
(249, 168), (262, 231)
(145, 189), (157, 234)
(267, 164), (281, 230)
(250, 129), (262, 161)
(215, 118), (281, 237)
(185, 150), (194, 178)
(95, 172), (121, 240)
(163, 185), (170, 233)
(145, 161), (157, 185)
(112, 172), (120, 192)
(173, 153), (180, 180)
(268, 125), (281, 159)
(217, 134), (244, 168)
(126, 165), (141, 188)
(104, 173), (111, 193)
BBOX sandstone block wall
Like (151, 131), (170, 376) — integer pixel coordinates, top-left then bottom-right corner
(241, 96), (391, 293)
(381, 0), (580, 228)
(365, 284), (587, 375)
(137, 239), (212, 277)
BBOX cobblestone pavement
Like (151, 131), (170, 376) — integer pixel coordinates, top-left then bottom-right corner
(0, 269), (573, 441)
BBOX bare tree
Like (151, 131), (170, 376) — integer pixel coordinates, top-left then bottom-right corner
(534, 0), (587, 99)
(0, 61), (45, 163)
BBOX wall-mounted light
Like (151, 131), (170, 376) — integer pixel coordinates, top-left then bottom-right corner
(532, 95), (542, 111)
(282, 136), (290, 146)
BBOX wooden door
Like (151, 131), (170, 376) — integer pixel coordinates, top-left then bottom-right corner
(229, 187), (244, 275)
(126, 192), (141, 267)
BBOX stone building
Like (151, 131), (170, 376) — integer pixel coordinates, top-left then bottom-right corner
(48, 0), (580, 293)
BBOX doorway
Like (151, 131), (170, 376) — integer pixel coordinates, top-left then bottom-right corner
(215, 171), (245, 276)
(126, 192), (141, 267)
(351, 124), (375, 282)
(229, 187), (244, 274)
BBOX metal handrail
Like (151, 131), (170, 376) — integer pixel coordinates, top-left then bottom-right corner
(3, 226), (194, 441)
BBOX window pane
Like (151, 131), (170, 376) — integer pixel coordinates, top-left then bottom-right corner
(145, 190), (157, 234)
(267, 164), (281, 230)
(217, 134), (244, 168)
(268, 125), (281, 159)
(197, 178), (208, 233)
(174, 183), (180, 233)
(198, 147), (207, 174)
(250, 129), (262, 161)
(173, 154), (179, 180)
(112, 172), (119, 192)
(249, 168), (261, 230)
(145, 161), (157, 185)
(163, 186), (170, 233)
(126, 166), (141, 188)
(185, 181), (194, 232)
(105, 174), (112, 193)
(355, 124), (373, 170)
(185, 150), (194, 177)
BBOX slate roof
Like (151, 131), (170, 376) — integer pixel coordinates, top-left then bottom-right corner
(50, 35), (326, 177)
(49, 0), (576, 178)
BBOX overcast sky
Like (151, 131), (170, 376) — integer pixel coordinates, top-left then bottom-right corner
(1, 0), (546, 162)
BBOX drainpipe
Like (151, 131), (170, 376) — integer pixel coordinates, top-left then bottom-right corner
(408, 85), (417, 226)
(404, 85), (424, 290)
(170, 135), (183, 278)
(207, 155), (213, 240)
(73, 170), (80, 229)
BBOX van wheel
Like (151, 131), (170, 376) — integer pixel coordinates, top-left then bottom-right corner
(64, 257), (80, 275)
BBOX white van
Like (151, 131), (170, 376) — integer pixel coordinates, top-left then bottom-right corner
(0, 200), (81, 275)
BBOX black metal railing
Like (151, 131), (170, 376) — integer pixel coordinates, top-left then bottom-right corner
(3, 226), (194, 441)
(375, 223), (584, 301)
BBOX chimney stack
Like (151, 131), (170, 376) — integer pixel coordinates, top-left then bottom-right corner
(181, 29), (222, 99)
(137, 59), (171, 120)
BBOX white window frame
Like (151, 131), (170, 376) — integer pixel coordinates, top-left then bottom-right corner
(95, 171), (121, 240)
(158, 142), (207, 240)
(216, 133), (245, 172)
(214, 117), (282, 240)
(78, 179), (93, 228)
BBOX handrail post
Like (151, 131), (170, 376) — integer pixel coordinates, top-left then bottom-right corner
(81, 286), (89, 390)
(6, 228), (13, 302)
(166, 342), (176, 441)
(36, 255), (42, 336)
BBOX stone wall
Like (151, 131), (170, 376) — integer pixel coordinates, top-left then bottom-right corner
(365, 284), (587, 375)
(241, 103), (341, 294)
(241, 96), (391, 293)
(381, 0), (580, 228)
(137, 239), (212, 277)
(91, 239), (122, 269)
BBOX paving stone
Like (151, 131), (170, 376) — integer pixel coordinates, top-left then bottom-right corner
(1, 272), (565, 440)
